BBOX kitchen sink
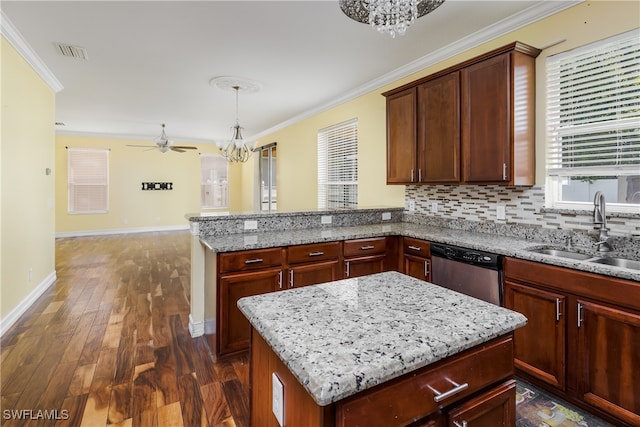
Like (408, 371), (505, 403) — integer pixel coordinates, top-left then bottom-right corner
(527, 247), (593, 261)
(588, 257), (640, 271)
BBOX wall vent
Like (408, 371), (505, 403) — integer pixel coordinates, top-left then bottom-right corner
(55, 122), (65, 126)
(54, 43), (88, 60)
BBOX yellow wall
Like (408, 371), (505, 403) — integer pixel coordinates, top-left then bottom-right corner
(55, 135), (244, 234)
(248, 1), (640, 210)
(1, 37), (56, 321)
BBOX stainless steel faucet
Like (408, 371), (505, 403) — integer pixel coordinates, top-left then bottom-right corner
(593, 191), (612, 252)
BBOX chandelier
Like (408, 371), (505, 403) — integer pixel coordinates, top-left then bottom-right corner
(339, 0), (445, 38)
(210, 77), (261, 163)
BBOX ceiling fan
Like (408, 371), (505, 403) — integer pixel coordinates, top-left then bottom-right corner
(127, 124), (198, 153)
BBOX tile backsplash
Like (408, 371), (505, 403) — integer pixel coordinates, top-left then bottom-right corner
(405, 185), (640, 238)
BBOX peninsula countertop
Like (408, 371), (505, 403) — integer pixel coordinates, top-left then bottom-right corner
(237, 271), (527, 406)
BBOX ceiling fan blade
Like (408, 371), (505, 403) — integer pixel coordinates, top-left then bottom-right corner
(172, 145), (198, 150)
(126, 144), (156, 148)
(170, 147), (187, 153)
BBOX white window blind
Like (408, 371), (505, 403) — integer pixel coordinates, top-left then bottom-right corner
(67, 148), (109, 213)
(200, 154), (229, 209)
(318, 119), (358, 209)
(547, 29), (640, 177)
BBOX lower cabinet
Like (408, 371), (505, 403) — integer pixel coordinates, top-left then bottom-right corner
(344, 237), (387, 278)
(504, 257), (640, 427)
(402, 237), (431, 282)
(287, 241), (342, 289)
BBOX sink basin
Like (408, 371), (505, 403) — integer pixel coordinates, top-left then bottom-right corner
(588, 257), (640, 271)
(527, 247), (592, 261)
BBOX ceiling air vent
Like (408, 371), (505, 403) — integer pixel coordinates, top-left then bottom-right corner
(54, 43), (88, 60)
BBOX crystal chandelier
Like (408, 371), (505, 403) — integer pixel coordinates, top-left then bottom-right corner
(339, 0), (445, 38)
(210, 77), (260, 163)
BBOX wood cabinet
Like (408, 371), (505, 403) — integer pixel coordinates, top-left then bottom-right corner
(504, 257), (640, 427)
(218, 248), (284, 356)
(402, 237), (431, 282)
(286, 241), (341, 289)
(344, 237), (387, 278)
(384, 42), (539, 185)
(447, 380), (516, 427)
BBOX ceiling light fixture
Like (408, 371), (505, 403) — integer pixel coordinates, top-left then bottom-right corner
(210, 77), (261, 163)
(339, 0), (445, 38)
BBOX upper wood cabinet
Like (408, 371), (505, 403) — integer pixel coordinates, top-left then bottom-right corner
(384, 42), (540, 185)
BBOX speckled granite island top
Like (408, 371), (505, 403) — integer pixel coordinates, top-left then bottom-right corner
(237, 271), (527, 406)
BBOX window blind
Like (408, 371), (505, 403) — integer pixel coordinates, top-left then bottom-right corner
(318, 119), (358, 209)
(546, 29), (640, 177)
(200, 154), (228, 209)
(67, 148), (109, 213)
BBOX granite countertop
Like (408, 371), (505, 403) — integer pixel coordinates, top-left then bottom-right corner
(199, 223), (640, 282)
(237, 271), (528, 406)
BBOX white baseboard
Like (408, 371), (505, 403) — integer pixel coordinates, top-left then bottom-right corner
(0, 270), (57, 336)
(204, 317), (216, 335)
(188, 315), (216, 338)
(55, 224), (189, 238)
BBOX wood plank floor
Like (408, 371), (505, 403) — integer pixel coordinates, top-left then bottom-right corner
(1, 231), (248, 427)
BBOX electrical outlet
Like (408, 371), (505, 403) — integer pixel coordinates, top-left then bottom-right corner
(431, 201), (438, 214)
(382, 212), (391, 221)
(409, 200), (416, 212)
(321, 215), (332, 224)
(496, 204), (506, 220)
(272, 373), (284, 426)
(244, 220), (258, 230)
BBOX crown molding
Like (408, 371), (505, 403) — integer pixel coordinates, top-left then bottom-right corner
(250, 0), (582, 141)
(55, 129), (215, 145)
(1, 10), (64, 93)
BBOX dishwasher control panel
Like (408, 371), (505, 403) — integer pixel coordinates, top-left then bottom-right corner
(431, 243), (501, 269)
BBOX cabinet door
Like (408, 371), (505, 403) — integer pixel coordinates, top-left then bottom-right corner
(417, 72), (460, 183)
(386, 87), (417, 183)
(576, 299), (640, 426)
(448, 380), (516, 427)
(288, 260), (341, 289)
(503, 281), (566, 390)
(345, 255), (386, 279)
(218, 268), (282, 355)
(404, 254), (431, 282)
(461, 53), (511, 183)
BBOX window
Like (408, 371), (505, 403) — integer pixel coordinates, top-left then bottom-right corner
(67, 148), (109, 213)
(318, 119), (358, 209)
(201, 154), (228, 209)
(546, 29), (640, 211)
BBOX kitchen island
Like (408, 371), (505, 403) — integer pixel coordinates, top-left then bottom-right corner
(238, 271), (527, 426)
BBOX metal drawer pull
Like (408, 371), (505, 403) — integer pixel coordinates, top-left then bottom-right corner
(346, 261), (350, 277)
(453, 421), (468, 427)
(308, 251), (324, 257)
(360, 245), (375, 250)
(427, 378), (469, 403)
(244, 258), (263, 264)
(278, 271), (283, 289)
(289, 270), (294, 288)
(408, 245), (422, 251)
(556, 298), (562, 321)
(424, 260), (430, 277)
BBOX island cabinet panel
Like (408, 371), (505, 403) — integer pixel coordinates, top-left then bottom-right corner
(335, 336), (514, 427)
(344, 237), (388, 279)
(504, 257), (640, 427)
(503, 281), (566, 390)
(403, 237), (431, 282)
(448, 379), (516, 427)
(218, 268), (283, 356)
(386, 87), (417, 184)
(576, 299), (640, 426)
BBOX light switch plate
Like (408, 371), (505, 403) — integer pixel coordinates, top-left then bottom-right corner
(409, 200), (416, 212)
(496, 204), (506, 220)
(382, 212), (391, 221)
(244, 220), (258, 230)
(272, 373), (284, 426)
(431, 201), (438, 214)
(321, 215), (332, 224)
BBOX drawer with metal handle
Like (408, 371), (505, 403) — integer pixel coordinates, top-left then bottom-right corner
(343, 237), (386, 257)
(287, 241), (340, 264)
(218, 247), (283, 273)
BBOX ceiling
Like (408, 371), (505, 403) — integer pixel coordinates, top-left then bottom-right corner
(2, 1), (577, 145)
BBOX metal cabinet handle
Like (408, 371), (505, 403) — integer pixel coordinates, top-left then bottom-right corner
(453, 421), (468, 427)
(556, 298), (562, 322)
(289, 270), (294, 288)
(308, 251), (324, 257)
(278, 271), (283, 289)
(346, 261), (350, 277)
(411, 169), (415, 182)
(424, 260), (430, 278)
(502, 163), (508, 180)
(577, 303), (583, 328)
(427, 378), (469, 403)
(360, 245), (375, 250)
(408, 245), (422, 251)
(418, 169), (422, 182)
(245, 258), (263, 264)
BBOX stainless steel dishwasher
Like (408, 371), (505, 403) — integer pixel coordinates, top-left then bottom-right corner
(430, 242), (502, 306)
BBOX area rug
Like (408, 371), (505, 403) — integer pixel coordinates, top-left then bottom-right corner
(516, 380), (614, 427)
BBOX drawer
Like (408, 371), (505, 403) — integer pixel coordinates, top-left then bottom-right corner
(403, 237), (430, 258)
(218, 248), (283, 273)
(287, 241), (340, 264)
(336, 335), (514, 427)
(343, 237), (386, 257)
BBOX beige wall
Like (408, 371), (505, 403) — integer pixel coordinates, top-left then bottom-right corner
(55, 135), (245, 234)
(248, 1), (640, 210)
(1, 37), (56, 323)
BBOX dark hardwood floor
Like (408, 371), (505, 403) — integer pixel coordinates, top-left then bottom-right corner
(1, 231), (248, 427)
